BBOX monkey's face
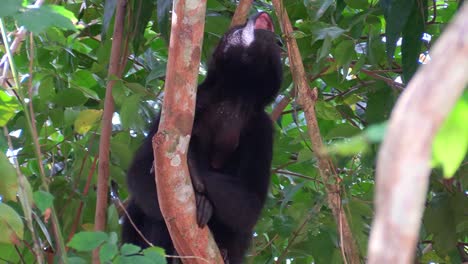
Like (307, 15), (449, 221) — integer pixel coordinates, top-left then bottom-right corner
(213, 12), (282, 73)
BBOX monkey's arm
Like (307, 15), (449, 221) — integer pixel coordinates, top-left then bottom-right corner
(197, 113), (273, 231)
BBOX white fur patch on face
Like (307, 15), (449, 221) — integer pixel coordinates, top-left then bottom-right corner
(223, 26), (255, 53)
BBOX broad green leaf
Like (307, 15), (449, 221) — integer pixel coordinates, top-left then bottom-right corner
(71, 70), (100, 100)
(305, 0), (334, 21)
(0, 203), (24, 243)
(99, 242), (118, 262)
(0, 152), (18, 201)
(121, 243), (141, 255)
(157, 0), (173, 43)
(142, 247), (167, 264)
(0, 0), (23, 17)
(345, 0), (368, 9)
(325, 124), (361, 139)
(102, 0), (117, 40)
(120, 94), (144, 130)
(315, 101), (341, 120)
(33, 191), (55, 214)
(365, 84), (396, 123)
(0, 90), (20, 127)
(311, 22), (346, 44)
(74, 109), (103, 135)
(53, 88), (88, 107)
(423, 194), (458, 254)
(380, 0), (415, 61)
(132, 0), (156, 54)
(146, 63), (167, 86)
(364, 122), (387, 143)
(432, 94), (468, 178)
(67, 231), (108, 251)
(15, 5), (76, 34)
(38, 77), (56, 101)
(401, 0), (427, 82)
(68, 257), (87, 264)
(317, 35), (332, 61)
(335, 40), (354, 67)
(327, 136), (368, 156)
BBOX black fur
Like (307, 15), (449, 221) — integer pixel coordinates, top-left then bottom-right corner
(122, 12), (282, 264)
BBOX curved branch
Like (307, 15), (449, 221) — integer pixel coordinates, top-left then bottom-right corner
(368, 3), (468, 263)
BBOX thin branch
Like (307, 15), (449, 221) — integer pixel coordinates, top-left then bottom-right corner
(271, 1), (361, 263)
(93, 0), (129, 262)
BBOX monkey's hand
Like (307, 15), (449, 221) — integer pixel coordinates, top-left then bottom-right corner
(220, 248), (230, 264)
(195, 192), (213, 227)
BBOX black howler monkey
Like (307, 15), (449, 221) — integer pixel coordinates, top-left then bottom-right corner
(122, 12), (283, 264)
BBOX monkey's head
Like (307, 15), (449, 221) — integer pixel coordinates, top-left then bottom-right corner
(207, 12), (283, 107)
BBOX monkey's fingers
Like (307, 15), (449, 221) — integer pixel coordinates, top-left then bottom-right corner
(195, 193), (213, 227)
(220, 248), (230, 264)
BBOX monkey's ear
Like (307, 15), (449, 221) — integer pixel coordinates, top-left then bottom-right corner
(254, 12), (274, 32)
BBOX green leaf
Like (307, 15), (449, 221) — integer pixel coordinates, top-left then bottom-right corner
(304, 0), (334, 21)
(15, 5), (77, 34)
(121, 243), (142, 255)
(142, 247), (167, 264)
(432, 94), (468, 178)
(327, 136), (368, 156)
(67, 257), (87, 264)
(53, 88), (88, 107)
(325, 124), (361, 139)
(67, 231), (108, 251)
(401, 0), (427, 82)
(0, 203), (24, 243)
(157, 0), (173, 43)
(0, 90), (21, 127)
(120, 94), (144, 130)
(102, 0), (117, 40)
(364, 122), (387, 143)
(0, 152), (18, 201)
(315, 101), (341, 120)
(311, 24), (346, 44)
(33, 191), (55, 214)
(335, 40), (354, 67)
(71, 70), (100, 100)
(132, 0), (156, 54)
(380, 0), (415, 61)
(99, 241), (118, 262)
(38, 77), (56, 101)
(345, 0), (368, 9)
(0, 0), (23, 18)
(423, 194), (458, 254)
(74, 109), (103, 135)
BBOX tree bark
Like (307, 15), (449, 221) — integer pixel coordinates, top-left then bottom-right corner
(368, 3), (468, 263)
(152, 0), (223, 263)
(230, 0), (253, 27)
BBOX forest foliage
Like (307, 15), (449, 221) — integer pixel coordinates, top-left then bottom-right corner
(0, 0), (466, 263)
